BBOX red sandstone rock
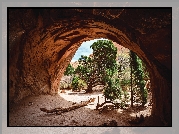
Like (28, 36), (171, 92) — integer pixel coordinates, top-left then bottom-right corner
(9, 9), (171, 126)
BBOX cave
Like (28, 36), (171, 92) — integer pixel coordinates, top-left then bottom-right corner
(8, 8), (171, 126)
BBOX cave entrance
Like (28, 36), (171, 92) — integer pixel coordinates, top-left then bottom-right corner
(9, 8), (171, 126)
(57, 38), (152, 123)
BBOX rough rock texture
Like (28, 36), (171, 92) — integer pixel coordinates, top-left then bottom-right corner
(9, 8), (171, 125)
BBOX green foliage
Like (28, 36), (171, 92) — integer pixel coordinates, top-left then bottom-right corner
(120, 91), (130, 109)
(130, 51), (148, 106)
(75, 55), (94, 92)
(75, 55), (93, 82)
(91, 40), (118, 75)
(104, 77), (122, 101)
(64, 64), (74, 76)
(71, 75), (80, 91)
(121, 79), (131, 86)
(64, 40), (149, 107)
(74, 40), (120, 94)
(91, 40), (123, 100)
(71, 75), (87, 91)
(78, 79), (87, 91)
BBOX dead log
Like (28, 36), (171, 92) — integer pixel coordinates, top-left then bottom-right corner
(40, 98), (95, 115)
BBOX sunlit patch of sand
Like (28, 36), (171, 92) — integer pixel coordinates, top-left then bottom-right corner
(59, 90), (105, 110)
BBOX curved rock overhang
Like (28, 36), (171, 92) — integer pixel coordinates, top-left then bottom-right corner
(8, 8), (171, 125)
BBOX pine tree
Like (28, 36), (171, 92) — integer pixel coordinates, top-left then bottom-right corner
(130, 51), (148, 106)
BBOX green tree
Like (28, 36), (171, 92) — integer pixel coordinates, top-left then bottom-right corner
(71, 75), (80, 91)
(75, 40), (123, 100)
(64, 64), (74, 76)
(91, 40), (130, 102)
(130, 51), (148, 106)
(75, 55), (97, 93)
(91, 40), (118, 79)
(103, 76), (122, 101)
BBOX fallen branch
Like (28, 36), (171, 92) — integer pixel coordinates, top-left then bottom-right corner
(40, 98), (95, 115)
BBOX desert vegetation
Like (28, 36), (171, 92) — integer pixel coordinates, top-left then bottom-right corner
(59, 40), (151, 109)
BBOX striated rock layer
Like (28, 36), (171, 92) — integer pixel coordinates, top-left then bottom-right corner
(9, 8), (171, 125)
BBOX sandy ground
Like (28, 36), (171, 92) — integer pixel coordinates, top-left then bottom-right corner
(9, 90), (152, 126)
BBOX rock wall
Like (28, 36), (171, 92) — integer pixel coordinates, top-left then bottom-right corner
(9, 9), (171, 125)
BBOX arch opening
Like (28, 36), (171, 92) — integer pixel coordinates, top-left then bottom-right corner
(45, 22), (166, 125)
(58, 38), (153, 124)
(9, 9), (171, 126)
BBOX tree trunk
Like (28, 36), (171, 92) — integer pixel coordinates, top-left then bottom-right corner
(86, 82), (93, 93)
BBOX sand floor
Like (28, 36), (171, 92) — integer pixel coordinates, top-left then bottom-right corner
(9, 90), (152, 126)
